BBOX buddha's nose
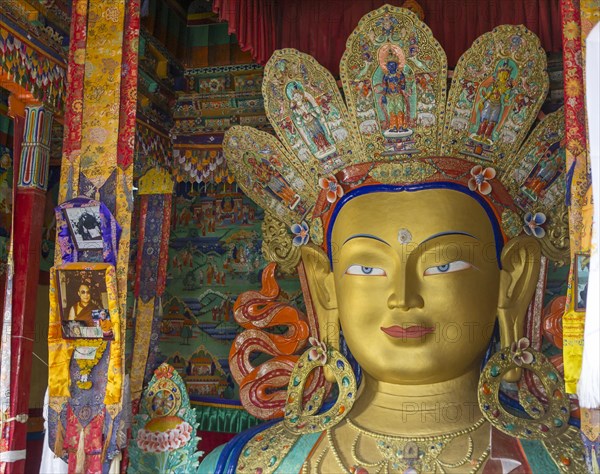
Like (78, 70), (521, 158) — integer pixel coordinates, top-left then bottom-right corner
(387, 279), (424, 310)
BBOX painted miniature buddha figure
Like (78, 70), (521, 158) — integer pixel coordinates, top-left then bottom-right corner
(473, 60), (515, 141)
(200, 5), (583, 473)
(381, 48), (409, 132)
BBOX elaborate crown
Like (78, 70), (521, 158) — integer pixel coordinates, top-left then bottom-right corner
(224, 4), (568, 270)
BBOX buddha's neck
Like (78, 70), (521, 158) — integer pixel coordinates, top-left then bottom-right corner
(348, 368), (483, 436)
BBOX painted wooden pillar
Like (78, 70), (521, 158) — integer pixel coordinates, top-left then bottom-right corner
(4, 104), (53, 474)
(49, 0), (140, 470)
(58, 0), (139, 294)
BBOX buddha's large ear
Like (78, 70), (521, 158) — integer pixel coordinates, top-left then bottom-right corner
(300, 244), (339, 352)
(497, 235), (541, 381)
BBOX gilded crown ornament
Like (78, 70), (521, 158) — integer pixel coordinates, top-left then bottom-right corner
(224, 4), (568, 267)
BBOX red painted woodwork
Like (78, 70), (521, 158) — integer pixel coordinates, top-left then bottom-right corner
(7, 187), (46, 474)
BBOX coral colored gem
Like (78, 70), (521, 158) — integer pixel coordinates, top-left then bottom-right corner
(482, 383), (492, 395)
(561, 456), (571, 466)
(339, 405), (346, 415)
(553, 389), (563, 399)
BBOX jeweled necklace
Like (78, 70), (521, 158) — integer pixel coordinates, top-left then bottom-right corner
(327, 417), (490, 474)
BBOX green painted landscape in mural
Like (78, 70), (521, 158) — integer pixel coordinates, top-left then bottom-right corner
(158, 188), (302, 403)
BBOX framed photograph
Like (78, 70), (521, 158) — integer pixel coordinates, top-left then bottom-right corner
(55, 264), (115, 340)
(574, 253), (590, 312)
(64, 205), (103, 250)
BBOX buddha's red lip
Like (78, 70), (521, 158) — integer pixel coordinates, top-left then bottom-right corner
(380, 325), (435, 338)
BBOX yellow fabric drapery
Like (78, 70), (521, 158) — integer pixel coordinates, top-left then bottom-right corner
(48, 263), (123, 406)
(560, 0), (599, 395)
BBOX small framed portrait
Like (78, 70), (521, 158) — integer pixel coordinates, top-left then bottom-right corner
(574, 253), (590, 312)
(55, 264), (115, 340)
(64, 205), (103, 250)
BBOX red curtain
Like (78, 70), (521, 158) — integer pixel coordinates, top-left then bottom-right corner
(213, 0), (277, 66)
(214, 0), (562, 75)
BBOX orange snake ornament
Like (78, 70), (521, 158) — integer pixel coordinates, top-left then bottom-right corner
(229, 262), (328, 419)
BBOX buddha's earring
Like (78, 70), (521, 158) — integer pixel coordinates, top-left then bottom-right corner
(283, 337), (356, 434)
(478, 337), (570, 439)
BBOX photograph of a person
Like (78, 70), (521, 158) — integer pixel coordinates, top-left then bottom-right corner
(64, 205), (103, 250)
(575, 253), (590, 311)
(56, 268), (114, 339)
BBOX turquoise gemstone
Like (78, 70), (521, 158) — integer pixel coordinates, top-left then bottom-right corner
(548, 372), (558, 382)
(553, 418), (563, 428)
(490, 365), (500, 377)
(268, 456), (277, 467)
(243, 448), (251, 457)
(342, 376), (350, 387)
(504, 423), (515, 431)
(290, 416), (298, 423)
(323, 416), (331, 424)
(293, 376), (301, 386)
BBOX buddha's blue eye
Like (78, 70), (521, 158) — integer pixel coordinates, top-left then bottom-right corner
(345, 264), (386, 276)
(424, 261), (472, 276)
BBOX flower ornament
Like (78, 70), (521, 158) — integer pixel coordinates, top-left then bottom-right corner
(319, 176), (344, 203)
(291, 221), (310, 246)
(468, 165), (496, 195)
(307, 337), (328, 365)
(136, 416), (193, 453)
(510, 337), (534, 366)
(523, 212), (546, 238)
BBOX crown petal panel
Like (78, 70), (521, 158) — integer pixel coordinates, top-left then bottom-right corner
(262, 49), (364, 175)
(340, 5), (447, 158)
(504, 109), (569, 262)
(224, 126), (318, 227)
(441, 25), (549, 165)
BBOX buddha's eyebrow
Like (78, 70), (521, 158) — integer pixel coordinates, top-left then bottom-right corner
(419, 231), (479, 246)
(343, 234), (391, 247)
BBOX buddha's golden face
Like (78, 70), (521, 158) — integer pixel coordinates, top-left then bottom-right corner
(328, 189), (501, 384)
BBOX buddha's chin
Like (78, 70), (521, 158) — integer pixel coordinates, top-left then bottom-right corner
(357, 349), (484, 385)
(364, 367), (479, 385)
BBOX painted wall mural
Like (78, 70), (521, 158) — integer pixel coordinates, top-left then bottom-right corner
(157, 183), (302, 403)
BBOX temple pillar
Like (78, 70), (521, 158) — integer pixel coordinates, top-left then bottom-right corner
(58, 0), (139, 296)
(3, 104), (52, 474)
(48, 0), (140, 470)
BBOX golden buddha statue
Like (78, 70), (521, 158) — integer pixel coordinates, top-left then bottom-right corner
(199, 5), (585, 473)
